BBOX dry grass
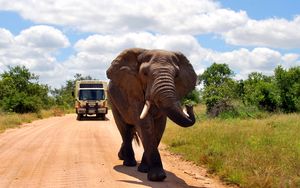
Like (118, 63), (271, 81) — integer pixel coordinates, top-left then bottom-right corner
(0, 107), (70, 133)
(162, 106), (300, 187)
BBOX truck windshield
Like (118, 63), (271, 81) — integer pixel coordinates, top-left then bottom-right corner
(79, 90), (105, 100)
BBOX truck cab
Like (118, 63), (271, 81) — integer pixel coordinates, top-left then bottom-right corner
(74, 80), (108, 120)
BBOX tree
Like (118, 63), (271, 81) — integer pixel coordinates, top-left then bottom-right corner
(51, 74), (94, 108)
(198, 63), (237, 117)
(243, 72), (280, 112)
(198, 63), (234, 87)
(0, 66), (52, 113)
(275, 66), (300, 112)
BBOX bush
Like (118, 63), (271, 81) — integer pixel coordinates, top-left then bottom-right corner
(1, 93), (42, 113)
(218, 102), (269, 119)
(0, 66), (52, 113)
(182, 89), (201, 106)
(243, 72), (280, 112)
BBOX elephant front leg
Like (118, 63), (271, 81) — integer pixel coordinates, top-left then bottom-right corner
(140, 125), (166, 181)
(137, 153), (149, 173)
(118, 140), (136, 166)
(144, 146), (166, 181)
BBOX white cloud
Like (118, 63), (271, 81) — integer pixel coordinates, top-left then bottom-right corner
(223, 16), (300, 48)
(64, 32), (209, 83)
(2, 0), (300, 50)
(0, 0), (247, 35)
(67, 33), (300, 83)
(15, 25), (70, 50)
(282, 53), (300, 68)
(1, 0), (300, 50)
(0, 28), (14, 48)
(207, 47), (295, 79)
(1, 0), (300, 89)
(1, 24), (299, 88)
(0, 25), (70, 87)
(2, 0), (300, 49)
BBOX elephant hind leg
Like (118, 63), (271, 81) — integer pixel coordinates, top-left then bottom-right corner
(118, 141), (136, 166)
(111, 105), (137, 166)
(117, 126), (137, 166)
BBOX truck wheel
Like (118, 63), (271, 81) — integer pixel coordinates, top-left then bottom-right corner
(77, 114), (83, 121)
(97, 114), (105, 120)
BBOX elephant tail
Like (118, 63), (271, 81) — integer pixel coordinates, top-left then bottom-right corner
(133, 132), (140, 146)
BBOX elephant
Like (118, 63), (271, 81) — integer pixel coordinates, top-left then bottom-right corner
(106, 48), (197, 181)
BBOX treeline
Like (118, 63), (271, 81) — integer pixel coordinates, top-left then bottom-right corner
(1, 64), (299, 117)
(195, 63), (300, 118)
(0, 66), (90, 113)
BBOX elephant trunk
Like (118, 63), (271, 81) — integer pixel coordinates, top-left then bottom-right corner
(150, 68), (195, 127)
(164, 103), (195, 127)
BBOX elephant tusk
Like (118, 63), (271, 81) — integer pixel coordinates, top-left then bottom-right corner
(140, 100), (151, 119)
(183, 107), (189, 117)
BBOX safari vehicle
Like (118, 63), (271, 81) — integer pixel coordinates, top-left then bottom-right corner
(74, 80), (108, 120)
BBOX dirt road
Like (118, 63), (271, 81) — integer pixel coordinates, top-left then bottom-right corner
(0, 111), (226, 188)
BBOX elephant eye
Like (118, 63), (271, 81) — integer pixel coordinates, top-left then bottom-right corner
(143, 69), (148, 76)
(175, 71), (179, 78)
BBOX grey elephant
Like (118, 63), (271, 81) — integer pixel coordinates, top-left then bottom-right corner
(106, 48), (197, 181)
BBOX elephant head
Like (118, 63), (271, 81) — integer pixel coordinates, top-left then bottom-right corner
(107, 48), (197, 127)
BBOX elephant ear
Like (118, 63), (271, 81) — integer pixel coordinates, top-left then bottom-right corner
(107, 48), (146, 101)
(175, 52), (197, 99)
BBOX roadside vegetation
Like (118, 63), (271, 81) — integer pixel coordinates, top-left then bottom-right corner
(0, 65), (92, 132)
(163, 106), (300, 187)
(164, 63), (300, 187)
(0, 108), (67, 133)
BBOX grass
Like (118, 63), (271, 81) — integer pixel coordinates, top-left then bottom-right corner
(0, 107), (69, 133)
(162, 105), (300, 188)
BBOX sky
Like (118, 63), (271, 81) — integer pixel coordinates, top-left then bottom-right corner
(0, 0), (299, 88)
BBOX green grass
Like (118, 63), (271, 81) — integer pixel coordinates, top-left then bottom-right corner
(162, 105), (300, 188)
(0, 107), (70, 133)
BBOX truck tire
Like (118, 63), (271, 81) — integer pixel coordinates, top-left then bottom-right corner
(77, 114), (83, 121)
(97, 114), (105, 120)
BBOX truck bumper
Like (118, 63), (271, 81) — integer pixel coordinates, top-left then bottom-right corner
(76, 107), (108, 115)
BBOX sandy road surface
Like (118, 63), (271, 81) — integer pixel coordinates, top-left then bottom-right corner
(0, 111), (226, 188)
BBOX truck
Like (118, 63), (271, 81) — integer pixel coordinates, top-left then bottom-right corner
(74, 80), (108, 120)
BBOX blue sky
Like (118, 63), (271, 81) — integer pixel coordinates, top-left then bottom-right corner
(0, 0), (299, 88)
(220, 0), (300, 19)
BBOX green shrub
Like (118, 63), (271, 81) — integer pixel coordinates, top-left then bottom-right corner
(198, 63), (237, 117)
(218, 101), (269, 119)
(243, 72), (280, 112)
(182, 89), (201, 106)
(1, 93), (42, 113)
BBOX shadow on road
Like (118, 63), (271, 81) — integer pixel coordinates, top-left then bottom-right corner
(114, 164), (202, 188)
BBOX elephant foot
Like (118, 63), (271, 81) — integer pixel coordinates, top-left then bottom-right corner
(147, 167), (166, 181)
(123, 159), (137, 166)
(138, 162), (149, 173)
(118, 146), (137, 166)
